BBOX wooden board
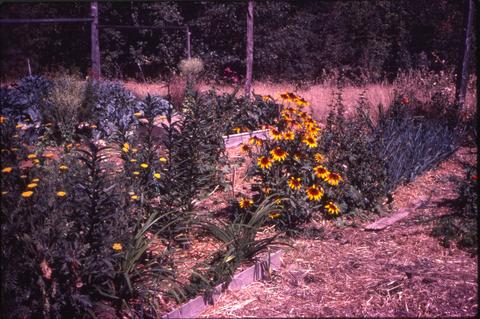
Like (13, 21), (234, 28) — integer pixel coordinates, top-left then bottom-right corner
(364, 197), (428, 231)
(162, 250), (283, 319)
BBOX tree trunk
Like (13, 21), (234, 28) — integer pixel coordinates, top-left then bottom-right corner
(454, 0), (474, 109)
(91, 1), (101, 79)
(245, 0), (254, 97)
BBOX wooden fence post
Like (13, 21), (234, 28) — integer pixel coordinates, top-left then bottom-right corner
(455, 0), (474, 109)
(245, 0), (254, 97)
(186, 24), (191, 59)
(91, 1), (101, 79)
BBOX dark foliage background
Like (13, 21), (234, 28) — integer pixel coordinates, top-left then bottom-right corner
(0, 0), (475, 82)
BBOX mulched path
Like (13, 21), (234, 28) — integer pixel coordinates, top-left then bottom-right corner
(200, 146), (478, 318)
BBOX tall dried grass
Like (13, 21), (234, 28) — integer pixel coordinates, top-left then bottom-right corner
(124, 70), (476, 123)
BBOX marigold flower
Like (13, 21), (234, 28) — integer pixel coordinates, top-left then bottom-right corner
(112, 242), (123, 251)
(288, 177), (302, 190)
(257, 156), (272, 169)
(153, 172), (161, 179)
(306, 184), (323, 201)
(303, 135), (317, 148)
(270, 147), (288, 162)
(325, 202), (340, 215)
(2, 167), (12, 173)
(325, 172), (343, 186)
(27, 183), (38, 189)
(269, 128), (283, 141)
(314, 165), (330, 179)
(239, 198), (254, 208)
(56, 191), (67, 197)
(140, 163), (149, 169)
(59, 165), (68, 171)
(27, 154), (37, 159)
(21, 191), (34, 198)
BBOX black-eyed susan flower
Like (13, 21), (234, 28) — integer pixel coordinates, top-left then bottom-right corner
(314, 153), (325, 163)
(33, 159), (40, 165)
(43, 152), (55, 159)
(56, 191), (67, 197)
(1, 167), (12, 173)
(270, 147), (288, 162)
(140, 163), (149, 169)
(257, 156), (272, 169)
(0, 116), (6, 124)
(27, 153), (37, 159)
(27, 183), (38, 189)
(283, 130), (295, 140)
(20, 175), (27, 179)
(1, 191), (8, 196)
(239, 198), (254, 208)
(325, 172), (343, 186)
(21, 191), (34, 198)
(112, 242), (123, 251)
(262, 95), (273, 102)
(262, 186), (271, 194)
(325, 202), (340, 215)
(232, 127), (242, 134)
(306, 184), (323, 201)
(134, 112), (143, 117)
(59, 165), (68, 171)
(269, 128), (283, 141)
(240, 143), (251, 153)
(314, 165), (329, 179)
(122, 143), (130, 153)
(133, 171), (140, 176)
(132, 148), (138, 153)
(153, 172), (161, 179)
(302, 135), (317, 148)
(159, 157), (167, 163)
(32, 178), (40, 182)
(130, 159), (137, 163)
(288, 177), (302, 190)
(130, 194), (139, 200)
(249, 136), (263, 146)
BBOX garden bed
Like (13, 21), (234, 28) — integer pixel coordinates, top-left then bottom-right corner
(200, 146), (478, 317)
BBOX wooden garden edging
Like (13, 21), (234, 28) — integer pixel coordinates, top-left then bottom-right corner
(162, 250), (283, 319)
(364, 196), (428, 231)
(223, 129), (269, 148)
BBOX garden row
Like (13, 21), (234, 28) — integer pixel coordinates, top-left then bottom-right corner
(0, 74), (476, 318)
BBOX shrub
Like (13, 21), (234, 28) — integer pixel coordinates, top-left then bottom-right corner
(432, 160), (478, 254)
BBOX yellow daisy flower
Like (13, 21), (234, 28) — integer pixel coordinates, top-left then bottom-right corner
(325, 202), (340, 215)
(303, 135), (317, 148)
(306, 184), (323, 201)
(21, 191), (34, 198)
(283, 130), (295, 140)
(314, 153), (325, 163)
(112, 242), (123, 251)
(257, 156), (273, 170)
(1, 167), (12, 173)
(313, 165), (330, 179)
(269, 128), (283, 141)
(56, 191), (67, 197)
(287, 177), (302, 190)
(238, 198), (254, 208)
(325, 172), (343, 186)
(270, 147), (288, 162)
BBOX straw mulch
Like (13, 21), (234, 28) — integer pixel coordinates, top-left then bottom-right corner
(201, 146), (478, 318)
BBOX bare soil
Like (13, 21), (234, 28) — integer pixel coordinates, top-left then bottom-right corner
(199, 146), (478, 318)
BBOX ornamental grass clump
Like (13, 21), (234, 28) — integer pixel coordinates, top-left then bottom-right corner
(244, 92), (343, 231)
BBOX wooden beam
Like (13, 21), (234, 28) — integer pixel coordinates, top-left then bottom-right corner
(0, 18), (93, 24)
(245, 0), (254, 97)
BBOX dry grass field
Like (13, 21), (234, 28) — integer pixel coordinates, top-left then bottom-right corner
(125, 73), (476, 123)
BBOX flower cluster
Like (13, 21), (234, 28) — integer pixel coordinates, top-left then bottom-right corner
(239, 93), (343, 228)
